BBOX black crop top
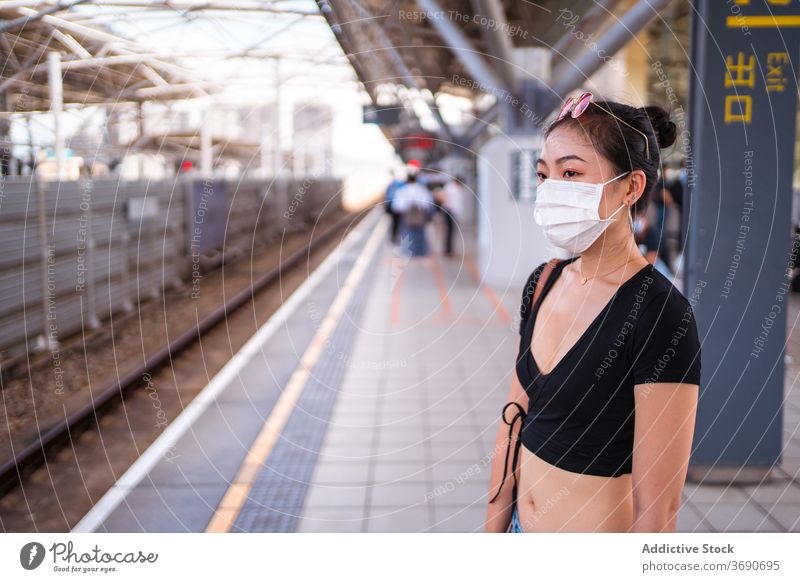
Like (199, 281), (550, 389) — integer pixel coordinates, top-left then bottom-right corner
(491, 257), (702, 506)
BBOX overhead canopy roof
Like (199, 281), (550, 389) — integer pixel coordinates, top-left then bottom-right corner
(321, 0), (621, 99)
(0, 1), (221, 113)
(319, 0), (675, 148)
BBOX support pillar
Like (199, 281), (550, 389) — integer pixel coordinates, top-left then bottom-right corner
(684, 0), (800, 484)
(48, 51), (64, 182)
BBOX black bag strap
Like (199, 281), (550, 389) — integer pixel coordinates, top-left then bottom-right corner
(533, 258), (563, 309)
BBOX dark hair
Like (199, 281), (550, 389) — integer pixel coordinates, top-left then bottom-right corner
(406, 172), (417, 183)
(544, 99), (677, 215)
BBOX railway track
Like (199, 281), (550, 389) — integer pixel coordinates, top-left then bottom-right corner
(0, 208), (370, 531)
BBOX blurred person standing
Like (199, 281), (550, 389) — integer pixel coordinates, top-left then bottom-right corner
(634, 208), (673, 278)
(384, 169), (405, 243)
(391, 169), (435, 257)
(665, 163), (685, 254)
(643, 177), (673, 272)
(440, 175), (466, 256)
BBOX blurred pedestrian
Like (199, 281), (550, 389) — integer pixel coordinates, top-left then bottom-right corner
(664, 163), (685, 254)
(634, 193), (673, 277)
(384, 169), (405, 243)
(643, 177), (673, 271)
(391, 169), (434, 256)
(440, 175), (466, 256)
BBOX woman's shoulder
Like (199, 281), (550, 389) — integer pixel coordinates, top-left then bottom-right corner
(640, 266), (693, 307)
(626, 266), (702, 385)
(518, 261), (552, 335)
(629, 265), (698, 332)
(521, 259), (564, 296)
(520, 262), (547, 310)
(525, 257), (577, 293)
(528, 261), (549, 286)
(520, 258), (572, 310)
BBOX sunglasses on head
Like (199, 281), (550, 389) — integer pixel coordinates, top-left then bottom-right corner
(556, 91), (652, 161)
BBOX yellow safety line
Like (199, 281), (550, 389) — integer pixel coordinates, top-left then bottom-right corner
(205, 218), (388, 532)
(727, 15), (800, 27)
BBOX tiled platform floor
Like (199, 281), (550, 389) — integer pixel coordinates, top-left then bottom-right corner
(297, 217), (800, 533)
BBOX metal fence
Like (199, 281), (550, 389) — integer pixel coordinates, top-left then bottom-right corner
(0, 175), (342, 365)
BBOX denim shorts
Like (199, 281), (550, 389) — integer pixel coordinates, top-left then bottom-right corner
(510, 505), (524, 533)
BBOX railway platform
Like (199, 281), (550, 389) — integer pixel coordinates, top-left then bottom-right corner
(73, 206), (800, 533)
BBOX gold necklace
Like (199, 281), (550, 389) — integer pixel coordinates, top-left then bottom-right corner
(577, 256), (636, 285)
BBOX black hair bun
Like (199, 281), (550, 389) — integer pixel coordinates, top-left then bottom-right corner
(642, 105), (677, 149)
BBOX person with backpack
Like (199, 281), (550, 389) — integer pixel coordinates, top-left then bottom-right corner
(390, 169), (434, 256)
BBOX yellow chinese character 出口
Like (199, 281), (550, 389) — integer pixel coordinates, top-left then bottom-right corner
(725, 52), (756, 88)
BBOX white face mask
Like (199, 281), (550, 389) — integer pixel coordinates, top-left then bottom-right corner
(533, 171), (631, 254)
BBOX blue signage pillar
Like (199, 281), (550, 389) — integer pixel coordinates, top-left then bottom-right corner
(686, 1), (800, 482)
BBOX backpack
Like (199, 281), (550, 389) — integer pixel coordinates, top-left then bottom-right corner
(403, 204), (428, 228)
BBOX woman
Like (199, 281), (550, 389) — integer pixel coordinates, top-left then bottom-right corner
(485, 93), (702, 533)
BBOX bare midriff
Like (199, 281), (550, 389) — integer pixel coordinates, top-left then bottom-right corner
(516, 446), (634, 532)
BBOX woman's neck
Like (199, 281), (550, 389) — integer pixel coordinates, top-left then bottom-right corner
(577, 232), (646, 279)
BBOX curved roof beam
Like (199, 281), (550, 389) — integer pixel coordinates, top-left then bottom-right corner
(0, 0), (92, 33)
(469, 0), (515, 91)
(62, 0), (320, 16)
(548, 0), (672, 102)
(415, 0), (508, 95)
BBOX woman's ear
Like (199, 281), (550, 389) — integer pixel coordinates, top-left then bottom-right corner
(625, 170), (647, 205)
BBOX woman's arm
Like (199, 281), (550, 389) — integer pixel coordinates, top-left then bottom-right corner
(629, 382), (699, 532)
(484, 371), (528, 532)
